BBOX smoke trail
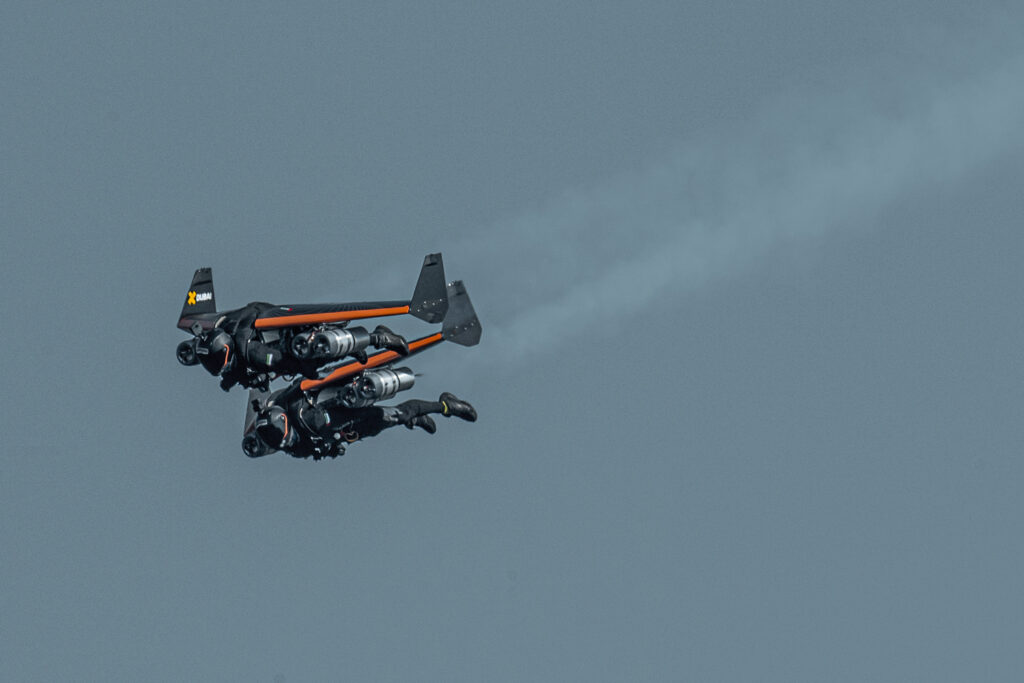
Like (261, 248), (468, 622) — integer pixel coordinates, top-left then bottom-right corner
(450, 46), (1024, 368)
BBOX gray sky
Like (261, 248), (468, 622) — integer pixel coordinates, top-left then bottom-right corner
(2, 3), (1022, 681)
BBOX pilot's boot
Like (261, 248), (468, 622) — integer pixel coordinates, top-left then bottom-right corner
(439, 392), (477, 422)
(370, 325), (410, 356)
(405, 415), (437, 434)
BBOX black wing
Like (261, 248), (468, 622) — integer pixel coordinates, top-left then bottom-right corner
(254, 253), (449, 329)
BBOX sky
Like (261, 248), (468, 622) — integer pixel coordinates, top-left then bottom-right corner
(2, 3), (1023, 681)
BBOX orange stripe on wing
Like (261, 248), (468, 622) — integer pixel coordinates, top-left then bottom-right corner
(254, 305), (411, 329)
(300, 332), (443, 391)
(404, 332), (443, 352)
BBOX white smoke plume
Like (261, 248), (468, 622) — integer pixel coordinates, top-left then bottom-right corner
(450, 44), (1024, 368)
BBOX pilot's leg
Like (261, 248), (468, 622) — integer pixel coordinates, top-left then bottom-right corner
(369, 325), (410, 356)
(330, 393), (477, 441)
(246, 341), (283, 372)
(388, 393), (477, 433)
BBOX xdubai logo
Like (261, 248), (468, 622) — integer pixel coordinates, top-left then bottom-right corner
(187, 291), (213, 306)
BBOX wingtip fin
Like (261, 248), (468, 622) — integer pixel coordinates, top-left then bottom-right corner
(178, 267), (216, 330)
(410, 253), (448, 323)
(442, 280), (482, 347)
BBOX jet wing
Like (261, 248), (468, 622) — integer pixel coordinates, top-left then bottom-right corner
(254, 301), (411, 329)
(254, 253), (450, 329)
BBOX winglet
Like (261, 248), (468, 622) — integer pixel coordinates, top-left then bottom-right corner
(178, 268), (216, 330)
(441, 280), (482, 347)
(410, 253), (448, 324)
(242, 386), (274, 458)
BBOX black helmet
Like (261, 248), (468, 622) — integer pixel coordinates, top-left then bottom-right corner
(255, 406), (298, 450)
(197, 328), (236, 376)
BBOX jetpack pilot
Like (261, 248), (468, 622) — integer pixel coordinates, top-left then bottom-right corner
(242, 386), (477, 460)
(191, 302), (409, 391)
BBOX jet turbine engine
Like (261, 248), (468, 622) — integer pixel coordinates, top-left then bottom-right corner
(242, 433), (272, 458)
(176, 339), (199, 365)
(291, 327), (370, 360)
(341, 367), (415, 408)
